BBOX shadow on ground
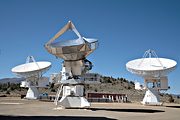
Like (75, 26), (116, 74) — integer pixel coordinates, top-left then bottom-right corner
(89, 108), (165, 113)
(166, 106), (180, 108)
(0, 116), (116, 120)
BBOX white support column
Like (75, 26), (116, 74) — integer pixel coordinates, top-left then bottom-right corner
(26, 87), (39, 99)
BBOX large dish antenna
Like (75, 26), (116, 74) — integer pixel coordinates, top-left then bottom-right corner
(11, 56), (51, 99)
(45, 21), (99, 108)
(126, 49), (177, 105)
(45, 21), (98, 61)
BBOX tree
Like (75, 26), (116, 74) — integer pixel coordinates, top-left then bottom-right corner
(168, 95), (174, 103)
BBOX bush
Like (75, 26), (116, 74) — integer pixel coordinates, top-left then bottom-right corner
(0, 83), (23, 92)
(94, 88), (98, 92)
(6, 90), (10, 95)
(103, 77), (112, 83)
(130, 81), (135, 85)
(168, 95), (174, 103)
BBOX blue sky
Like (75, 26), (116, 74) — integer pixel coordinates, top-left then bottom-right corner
(0, 0), (179, 94)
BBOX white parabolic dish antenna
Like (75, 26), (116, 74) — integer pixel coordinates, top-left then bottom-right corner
(126, 58), (177, 77)
(12, 61), (51, 77)
(11, 56), (51, 99)
(126, 49), (177, 105)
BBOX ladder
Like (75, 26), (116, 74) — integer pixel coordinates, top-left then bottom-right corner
(54, 84), (63, 106)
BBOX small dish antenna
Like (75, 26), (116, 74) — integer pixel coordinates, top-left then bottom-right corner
(126, 49), (177, 105)
(11, 56), (51, 99)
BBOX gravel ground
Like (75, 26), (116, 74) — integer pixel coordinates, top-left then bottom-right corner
(0, 97), (180, 120)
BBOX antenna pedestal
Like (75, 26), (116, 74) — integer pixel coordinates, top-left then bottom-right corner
(141, 88), (162, 105)
(141, 77), (168, 105)
(58, 84), (90, 108)
(56, 63), (90, 108)
(26, 86), (39, 99)
(59, 96), (90, 108)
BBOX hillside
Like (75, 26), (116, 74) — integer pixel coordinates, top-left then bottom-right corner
(85, 76), (180, 103)
(85, 76), (144, 102)
(0, 76), (179, 103)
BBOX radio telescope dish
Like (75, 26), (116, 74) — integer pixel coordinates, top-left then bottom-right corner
(12, 61), (51, 77)
(45, 21), (98, 61)
(45, 21), (99, 108)
(126, 49), (177, 105)
(11, 56), (51, 99)
(126, 58), (177, 77)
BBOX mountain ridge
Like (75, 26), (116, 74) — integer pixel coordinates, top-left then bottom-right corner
(0, 77), (24, 84)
